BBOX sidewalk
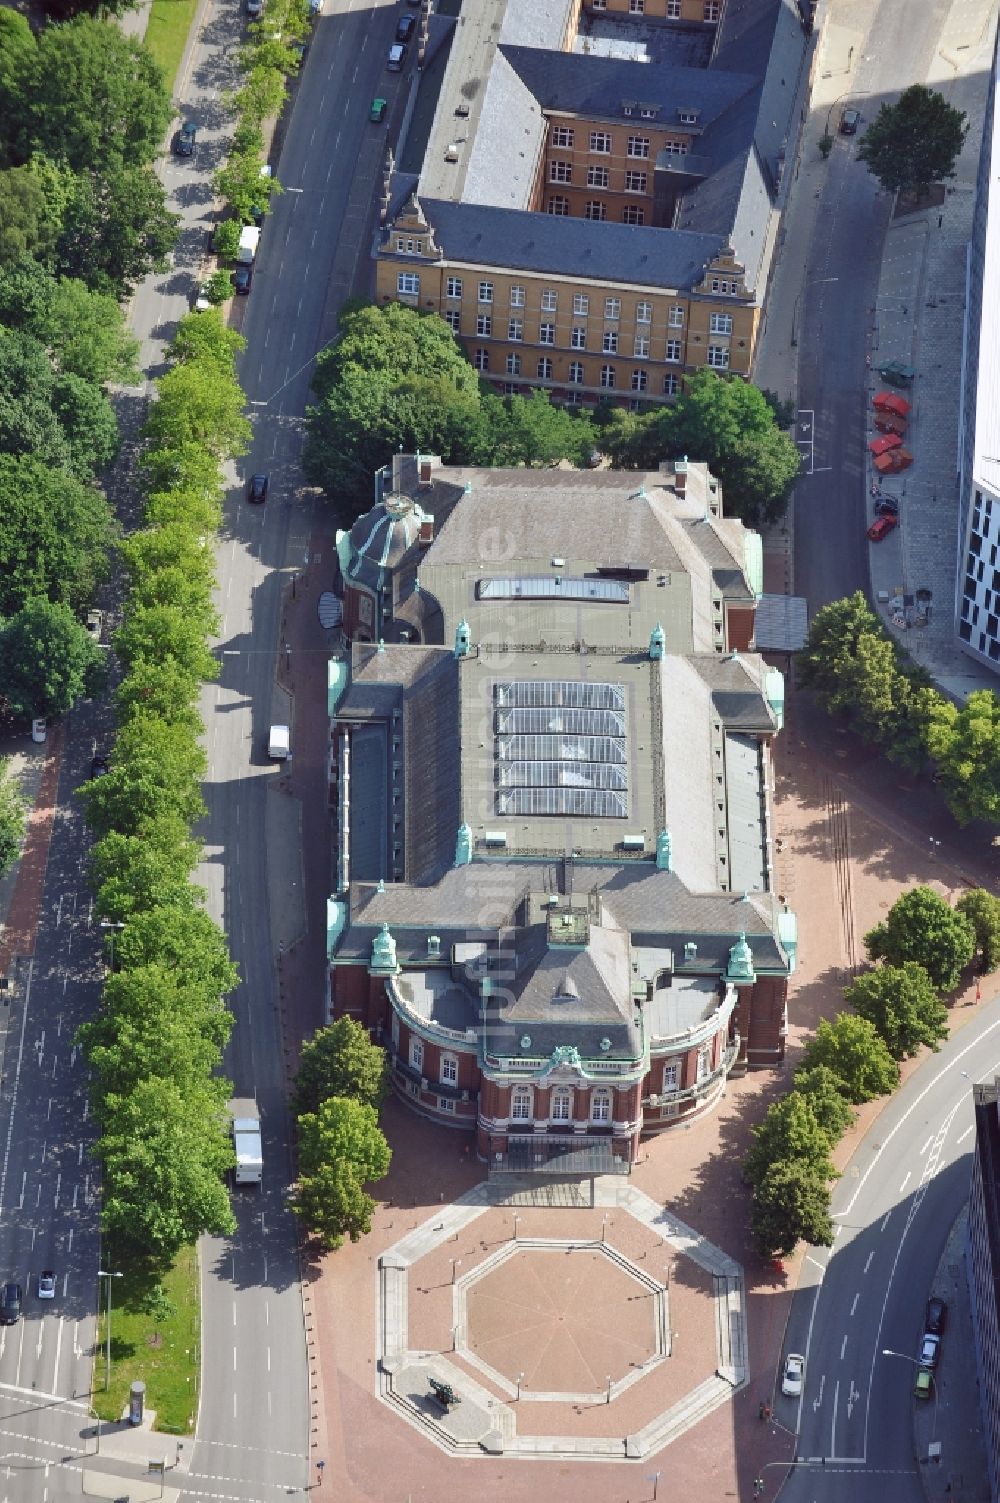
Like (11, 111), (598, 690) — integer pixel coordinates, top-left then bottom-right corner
(865, 0), (999, 700)
(0, 725), (66, 978)
(755, 0), (999, 703)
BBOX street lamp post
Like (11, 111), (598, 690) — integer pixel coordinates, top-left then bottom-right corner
(97, 1269), (123, 1391)
(881, 1348), (938, 1447)
(98, 920), (125, 973)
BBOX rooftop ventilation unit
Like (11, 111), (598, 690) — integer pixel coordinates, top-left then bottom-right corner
(483, 830), (508, 847)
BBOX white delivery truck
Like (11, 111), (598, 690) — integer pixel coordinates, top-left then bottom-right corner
(268, 723), (290, 759)
(237, 226), (260, 264)
(228, 1098), (263, 1185)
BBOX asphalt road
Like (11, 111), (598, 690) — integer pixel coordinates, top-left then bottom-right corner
(792, 0), (951, 613)
(0, 698), (112, 1500)
(770, 989), (1000, 1503)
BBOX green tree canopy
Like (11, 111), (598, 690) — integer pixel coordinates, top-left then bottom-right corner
(53, 162), (179, 296)
(858, 85), (969, 197)
(96, 1075), (235, 1263)
(484, 389), (596, 468)
(167, 310), (246, 372)
(864, 885), (974, 992)
(0, 454), (116, 616)
(0, 761), (26, 881)
(0, 254), (55, 330)
(790, 1066), (856, 1142)
(114, 907), (237, 1033)
(0, 166), (55, 266)
(926, 690), (1000, 827)
(42, 276), (140, 385)
(800, 1013), (899, 1103)
(90, 815), (201, 923)
(304, 302), (489, 499)
(292, 1017), (389, 1119)
(79, 964), (227, 1099)
(742, 1092), (838, 1191)
(292, 1096), (391, 1251)
(144, 359), (251, 461)
(80, 713), (207, 840)
(52, 371), (120, 477)
(750, 1158), (835, 1259)
(114, 602), (220, 684)
(0, 598), (105, 720)
(846, 962), (948, 1059)
(957, 889), (1000, 973)
(114, 656), (203, 732)
(17, 21), (171, 175)
(599, 368), (801, 526)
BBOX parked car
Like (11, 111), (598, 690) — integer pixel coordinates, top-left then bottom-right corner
(173, 121), (197, 157)
(85, 609), (103, 640)
(925, 1297), (948, 1336)
(839, 107), (861, 135)
(395, 13), (415, 41)
(246, 0), (263, 16)
(0, 1283), (22, 1325)
(387, 41), (406, 70)
(867, 514), (898, 542)
(370, 97), (387, 123)
(37, 1270), (56, 1300)
(914, 1367), (934, 1400)
(192, 281), (212, 312)
(919, 1333), (940, 1369)
(875, 497), (899, 517)
(90, 754), (109, 779)
(233, 264), (253, 295)
(781, 1352), (805, 1397)
(247, 473), (269, 504)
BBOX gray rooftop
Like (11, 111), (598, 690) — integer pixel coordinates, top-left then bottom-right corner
(419, 197), (724, 291)
(412, 0), (807, 292)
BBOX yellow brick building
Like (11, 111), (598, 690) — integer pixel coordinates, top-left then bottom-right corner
(375, 0), (812, 406)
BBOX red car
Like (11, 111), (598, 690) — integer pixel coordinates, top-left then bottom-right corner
(867, 514), (898, 542)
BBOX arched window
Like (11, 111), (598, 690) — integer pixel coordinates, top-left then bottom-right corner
(591, 1089), (612, 1123)
(551, 1088), (572, 1123)
(511, 1088), (533, 1122)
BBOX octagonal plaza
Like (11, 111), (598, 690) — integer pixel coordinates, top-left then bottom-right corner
(464, 1242), (665, 1400)
(377, 1178), (747, 1461)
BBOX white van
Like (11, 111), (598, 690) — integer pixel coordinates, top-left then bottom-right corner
(268, 724), (290, 759)
(387, 42), (406, 70)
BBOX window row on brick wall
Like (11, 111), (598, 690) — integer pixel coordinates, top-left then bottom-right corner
(507, 1085), (615, 1124)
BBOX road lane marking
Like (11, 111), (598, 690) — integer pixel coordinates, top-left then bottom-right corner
(835, 1020), (1000, 1219)
(898, 1171), (911, 1193)
(880, 1212), (890, 1231)
(851, 1293), (859, 1315)
(831, 1378), (839, 1455)
(840, 1335), (847, 1359)
(920, 1135), (932, 1154)
(957, 1125), (974, 1144)
(52, 1317), (63, 1393)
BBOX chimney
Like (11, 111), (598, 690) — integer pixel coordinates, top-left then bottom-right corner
(418, 458), (433, 488)
(674, 455), (688, 496)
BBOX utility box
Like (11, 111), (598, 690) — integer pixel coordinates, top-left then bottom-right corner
(228, 1098), (263, 1185)
(237, 226), (260, 264)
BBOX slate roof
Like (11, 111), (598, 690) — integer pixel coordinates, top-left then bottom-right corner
(338, 868), (786, 971)
(420, 197), (724, 290)
(500, 45), (758, 127)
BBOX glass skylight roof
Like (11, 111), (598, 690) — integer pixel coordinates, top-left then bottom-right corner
(494, 680), (628, 819)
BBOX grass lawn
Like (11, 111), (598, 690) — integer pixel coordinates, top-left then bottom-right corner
(145, 0), (202, 99)
(94, 1245), (200, 1434)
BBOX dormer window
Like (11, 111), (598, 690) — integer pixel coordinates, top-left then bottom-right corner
(679, 109), (699, 126)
